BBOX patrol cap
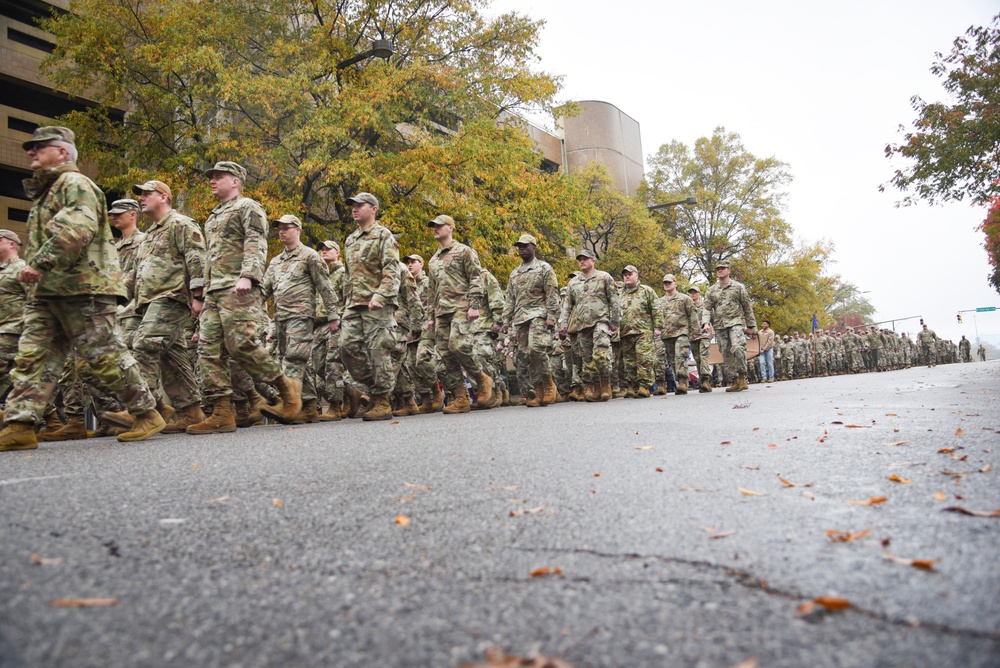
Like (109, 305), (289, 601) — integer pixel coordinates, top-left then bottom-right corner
(131, 180), (172, 199)
(321, 240), (340, 251)
(273, 214), (302, 228)
(346, 192), (379, 207)
(661, 273), (676, 284)
(687, 286), (701, 294)
(576, 249), (596, 260)
(108, 199), (141, 214)
(0, 230), (22, 245)
(22, 126), (75, 150)
(622, 264), (638, 275)
(427, 214), (455, 229)
(205, 161), (247, 182)
(403, 253), (423, 263)
(715, 259), (731, 269)
(513, 234), (537, 246)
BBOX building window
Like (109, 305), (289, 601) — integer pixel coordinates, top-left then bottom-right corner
(7, 117), (39, 135)
(7, 27), (56, 54)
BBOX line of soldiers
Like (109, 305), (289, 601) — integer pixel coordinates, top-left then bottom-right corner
(1, 127), (765, 453)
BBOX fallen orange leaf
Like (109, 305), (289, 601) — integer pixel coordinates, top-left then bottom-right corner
(721, 441), (732, 445)
(404, 482), (431, 490)
(394, 515), (410, 526)
(509, 505), (545, 517)
(30, 554), (64, 566)
(459, 647), (574, 668)
(203, 496), (230, 504)
(848, 496), (888, 506)
(888, 475), (912, 484)
(796, 596), (852, 616)
(938, 447), (955, 454)
(709, 530), (737, 539)
(825, 528), (873, 543)
(777, 475), (795, 487)
(391, 420), (399, 425)
(883, 441), (910, 447)
(655, 467), (663, 473)
(753, 427), (760, 431)
(932, 491), (947, 501)
(49, 598), (118, 607)
(739, 487), (765, 496)
(593, 473), (600, 477)
(981, 464), (992, 473)
(272, 498), (283, 508)
(767, 444), (778, 449)
(884, 552), (941, 570)
(956, 428), (964, 435)
(529, 567), (563, 577)
(886, 413), (897, 417)
(942, 506), (1000, 517)
(845, 425), (868, 429)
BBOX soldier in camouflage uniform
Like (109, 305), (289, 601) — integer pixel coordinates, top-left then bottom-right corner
(688, 287), (712, 390)
(917, 324), (938, 367)
(959, 335), (972, 363)
(110, 199), (147, 349)
(340, 192), (400, 420)
(388, 258), (424, 416)
(188, 161), (302, 434)
(0, 127), (164, 451)
(559, 250), (621, 402)
(656, 274), (698, 395)
(121, 180), (207, 433)
(316, 241), (347, 420)
(703, 260), (756, 392)
(261, 215), (339, 423)
(0, 230), (27, 404)
(471, 267), (505, 409)
(498, 235), (560, 407)
(402, 254), (442, 414)
(426, 214), (495, 413)
(617, 265), (659, 398)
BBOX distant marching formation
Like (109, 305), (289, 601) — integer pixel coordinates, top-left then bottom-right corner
(0, 127), (987, 452)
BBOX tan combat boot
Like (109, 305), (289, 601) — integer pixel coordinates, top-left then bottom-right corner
(187, 398), (237, 434)
(156, 400), (176, 427)
(624, 387), (636, 399)
(443, 385), (471, 414)
(501, 387), (511, 406)
(117, 409), (166, 442)
(675, 376), (689, 395)
(568, 385), (585, 402)
(99, 410), (135, 429)
(38, 415), (88, 442)
(363, 392), (394, 421)
(599, 376), (612, 402)
(234, 400), (255, 428)
(429, 385), (444, 412)
(163, 404), (207, 434)
(653, 385), (667, 396)
(246, 389), (269, 425)
(474, 372), (495, 407)
(584, 381), (600, 402)
(0, 422), (38, 451)
(542, 375), (558, 405)
(525, 383), (545, 407)
(636, 386), (651, 398)
(738, 374), (750, 391)
(261, 375), (303, 424)
(345, 388), (367, 419)
(296, 399), (320, 423)
(94, 421), (128, 438)
(319, 400), (343, 422)
(725, 376), (742, 392)
(699, 376), (713, 393)
(393, 393), (420, 417)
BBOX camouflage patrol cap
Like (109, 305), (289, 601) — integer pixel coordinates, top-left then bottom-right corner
(0, 230), (22, 245)
(576, 249), (596, 260)
(622, 265), (638, 275)
(22, 126), (75, 150)
(131, 180), (172, 199)
(687, 286), (701, 293)
(274, 214), (302, 228)
(715, 260), (731, 269)
(321, 240), (340, 251)
(513, 234), (537, 246)
(205, 161), (247, 181)
(661, 273), (676, 284)
(347, 192), (379, 207)
(427, 214), (455, 228)
(403, 254), (423, 263)
(108, 199), (141, 214)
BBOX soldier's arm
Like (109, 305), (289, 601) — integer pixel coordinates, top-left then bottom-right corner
(543, 266), (560, 324)
(649, 288), (664, 332)
(374, 231), (400, 305)
(179, 219), (206, 296)
(501, 276), (515, 328)
(310, 253), (340, 321)
(29, 176), (100, 272)
(404, 271), (423, 326)
(485, 272), (504, 321)
(239, 201), (269, 286)
(465, 248), (484, 310)
(608, 276), (622, 326)
(261, 260), (276, 302)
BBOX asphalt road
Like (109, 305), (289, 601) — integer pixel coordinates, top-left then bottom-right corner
(2, 361), (999, 668)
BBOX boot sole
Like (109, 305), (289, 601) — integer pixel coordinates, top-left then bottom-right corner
(100, 414), (135, 429)
(186, 425), (238, 435)
(117, 418), (168, 442)
(0, 441), (38, 451)
(260, 406), (300, 424)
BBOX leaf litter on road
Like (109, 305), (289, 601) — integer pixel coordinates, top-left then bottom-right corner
(529, 567), (563, 577)
(825, 528), (872, 543)
(884, 553), (941, 570)
(509, 505), (545, 517)
(459, 647), (574, 668)
(848, 496), (888, 506)
(795, 596), (852, 617)
(942, 506), (1000, 517)
(30, 554), (64, 566)
(49, 598), (119, 608)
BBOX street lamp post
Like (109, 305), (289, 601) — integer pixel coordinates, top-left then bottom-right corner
(648, 196), (697, 212)
(337, 39), (394, 70)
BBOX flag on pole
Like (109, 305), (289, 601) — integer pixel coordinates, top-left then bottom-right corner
(812, 312), (819, 333)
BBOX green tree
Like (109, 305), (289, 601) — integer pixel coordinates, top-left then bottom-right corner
(826, 281), (876, 326)
(41, 0), (568, 271)
(883, 14), (1000, 207)
(642, 127), (793, 284)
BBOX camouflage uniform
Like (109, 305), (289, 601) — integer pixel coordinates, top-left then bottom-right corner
(6, 161), (155, 425)
(559, 270), (621, 383)
(262, 243), (339, 404)
(130, 208), (205, 410)
(704, 277), (756, 382)
(502, 257), (560, 391)
(318, 257), (346, 405)
(959, 337), (971, 363)
(198, 194), (283, 400)
(408, 268), (439, 402)
(428, 239), (485, 391)
(472, 268), (505, 397)
(116, 225), (147, 349)
(917, 327), (938, 366)
(389, 261), (424, 398)
(618, 281), (660, 392)
(341, 221), (400, 394)
(657, 290), (698, 389)
(0, 252), (27, 400)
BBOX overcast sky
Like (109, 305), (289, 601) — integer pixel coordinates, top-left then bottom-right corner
(491, 0), (999, 346)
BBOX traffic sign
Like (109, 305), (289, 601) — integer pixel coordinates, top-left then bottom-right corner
(976, 306), (996, 312)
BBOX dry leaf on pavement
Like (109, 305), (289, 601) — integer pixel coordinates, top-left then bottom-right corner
(981, 464), (992, 473)
(883, 441), (910, 447)
(933, 491), (947, 501)
(509, 505), (545, 517)
(938, 447), (955, 454)
(848, 496), (888, 506)
(884, 552), (941, 570)
(709, 530), (737, 539)
(730, 660), (759, 668)
(459, 647), (574, 668)
(635, 445), (653, 450)
(529, 567), (563, 577)
(740, 465), (760, 471)
(203, 496), (229, 504)
(942, 506), (1000, 517)
(404, 482), (431, 490)
(956, 428), (964, 435)
(825, 528), (872, 543)
(739, 487), (766, 496)
(795, 596), (852, 616)
(394, 515), (411, 526)
(888, 475), (913, 484)
(49, 598), (119, 607)
(272, 498), (283, 508)
(30, 554), (64, 566)
(845, 424), (868, 429)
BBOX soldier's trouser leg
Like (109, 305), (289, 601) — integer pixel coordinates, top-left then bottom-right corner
(401, 341), (420, 396)
(413, 329), (439, 397)
(435, 312), (482, 390)
(0, 333), (18, 403)
(621, 334), (639, 390)
(230, 363), (255, 402)
(390, 328), (412, 395)
(276, 317), (316, 402)
(691, 338), (710, 380)
(612, 340), (623, 389)
(515, 318), (552, 389)
(6, 296), (155, 425)
(132, 299), (201, 410)
(340, 306), (397, 394)
(574, 323), (612, 382)
(198, 290), (282, 402)
(312, 325), (330, 401)
(473, 332), (499, 385)
(654, 337), (667, 384)
(325, 328), (345, 403)
(664, 335), (691, 384)
(716, 325), (747, 380)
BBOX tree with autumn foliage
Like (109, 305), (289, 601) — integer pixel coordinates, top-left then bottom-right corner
(40, 0), (572, 272)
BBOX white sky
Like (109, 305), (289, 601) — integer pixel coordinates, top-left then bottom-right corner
(491, 0), (1000, 346)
